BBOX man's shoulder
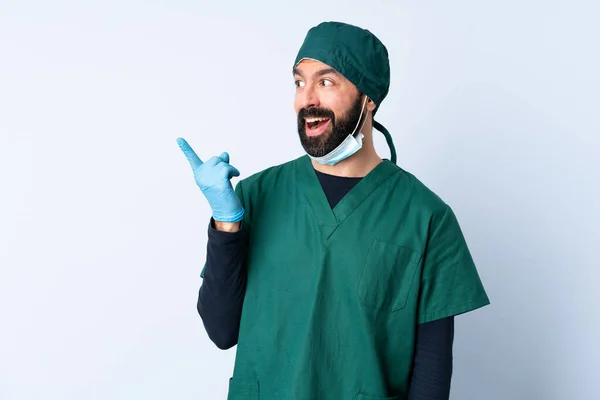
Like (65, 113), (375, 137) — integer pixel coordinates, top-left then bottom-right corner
(396, 166), (450, 216)
(236, 155), (304, 192)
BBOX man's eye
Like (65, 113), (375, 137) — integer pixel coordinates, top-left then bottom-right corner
(321, 79), (333, 86)
(295, 80), (305, 88)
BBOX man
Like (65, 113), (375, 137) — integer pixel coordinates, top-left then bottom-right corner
(177, 21), (490, 400)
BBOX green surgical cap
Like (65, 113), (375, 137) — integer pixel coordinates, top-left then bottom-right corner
(294, 21), (396, 164)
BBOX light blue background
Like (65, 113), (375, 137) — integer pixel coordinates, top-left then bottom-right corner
(1, 1), (598, 399)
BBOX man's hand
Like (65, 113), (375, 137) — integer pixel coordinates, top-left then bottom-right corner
(177, 137), (244, 223)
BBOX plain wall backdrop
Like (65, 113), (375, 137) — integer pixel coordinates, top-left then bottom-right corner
(1, 1), (599, 399)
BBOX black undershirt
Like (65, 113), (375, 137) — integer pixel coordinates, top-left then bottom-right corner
(197, 168), (454, 399)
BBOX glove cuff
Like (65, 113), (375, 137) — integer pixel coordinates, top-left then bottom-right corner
(213, 208), (245, 223)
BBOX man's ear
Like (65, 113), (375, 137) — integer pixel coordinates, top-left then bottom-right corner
(366, 96), (377, 112)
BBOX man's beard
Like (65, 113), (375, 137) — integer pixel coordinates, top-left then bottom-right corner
(297, 94), (365, 158)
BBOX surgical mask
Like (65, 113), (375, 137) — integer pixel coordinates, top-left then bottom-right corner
(308, 96), (368, 166)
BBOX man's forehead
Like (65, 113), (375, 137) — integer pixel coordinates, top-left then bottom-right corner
(293, 59), (340, 77)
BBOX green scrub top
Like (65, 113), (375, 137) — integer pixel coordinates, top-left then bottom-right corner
(204, 155), (490, 400)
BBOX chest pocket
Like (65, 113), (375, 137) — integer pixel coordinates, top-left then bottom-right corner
(357, 239), (421, 312)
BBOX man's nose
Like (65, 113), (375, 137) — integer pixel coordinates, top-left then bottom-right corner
(299, 86), (320, 109)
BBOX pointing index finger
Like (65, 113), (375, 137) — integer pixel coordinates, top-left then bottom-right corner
(176, 137), (203, 169)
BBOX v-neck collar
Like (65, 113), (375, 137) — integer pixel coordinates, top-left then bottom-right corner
(296, 155), (400, 240)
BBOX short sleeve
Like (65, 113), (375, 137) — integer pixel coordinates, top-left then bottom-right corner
(200, 180), (247, 279)
(417, 205), (490, 324)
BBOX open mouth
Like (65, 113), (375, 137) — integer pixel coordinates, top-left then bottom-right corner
(305, 117), (331, 136)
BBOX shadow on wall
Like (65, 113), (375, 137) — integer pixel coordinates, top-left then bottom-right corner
(426, 83), (577, 400)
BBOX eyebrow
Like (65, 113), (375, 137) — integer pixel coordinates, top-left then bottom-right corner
(293, 67), (340, 79)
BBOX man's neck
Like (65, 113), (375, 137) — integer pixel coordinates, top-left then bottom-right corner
(310, 144), (382, 178)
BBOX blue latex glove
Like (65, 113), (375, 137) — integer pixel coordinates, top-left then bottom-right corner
(177, 137), (244, 222)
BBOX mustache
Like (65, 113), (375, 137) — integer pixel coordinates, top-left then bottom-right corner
(298, 107), (335, 121)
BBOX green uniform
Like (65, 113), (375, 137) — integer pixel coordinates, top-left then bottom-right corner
(212, 155), (489, 399)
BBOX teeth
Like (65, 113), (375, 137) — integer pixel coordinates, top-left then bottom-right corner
(306, 117), (329, 123)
